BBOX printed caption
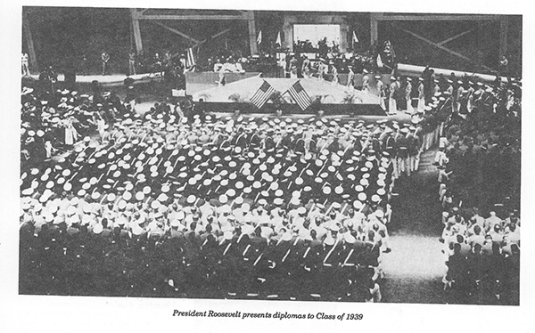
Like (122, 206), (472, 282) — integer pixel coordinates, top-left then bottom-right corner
(173, 310), (363, 321)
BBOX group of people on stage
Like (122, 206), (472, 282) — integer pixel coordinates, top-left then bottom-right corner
(97, 49), (182, 76)
(25, 48), (195, 83)
(277, 52), (375, 81)
(293, 37), (340, 55)
(435, 71), (521, 305)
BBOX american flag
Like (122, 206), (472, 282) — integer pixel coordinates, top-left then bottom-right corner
(186, 48), (196, 68)
(249, 80), (275, 108)
(376, 53), (383, 68)
(352, 31), (359, 43)
(288, 81), (312, 110)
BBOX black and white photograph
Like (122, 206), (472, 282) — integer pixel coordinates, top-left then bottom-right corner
(1, 1), (533, 332)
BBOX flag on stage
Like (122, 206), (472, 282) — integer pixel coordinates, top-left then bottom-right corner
(276, 31), (281, 47)
(186, 48), (196, 68)
(352, 31), (359, 43)
(250, 80), (275, 108)
(376, 54), (383, 68)
(257, 30), (262, 44)
(388, 40), (396, 59)
(287, 81), (312, 111)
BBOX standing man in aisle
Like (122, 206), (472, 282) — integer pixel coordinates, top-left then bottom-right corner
(408, 126), (422, 173)
(396, 128), (410, 177)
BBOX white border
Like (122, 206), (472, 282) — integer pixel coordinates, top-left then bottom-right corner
(0, 1), (532, 332)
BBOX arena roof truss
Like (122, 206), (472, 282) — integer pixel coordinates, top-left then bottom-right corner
(129, 9), (258, 58)
(370, 13), (510, 72)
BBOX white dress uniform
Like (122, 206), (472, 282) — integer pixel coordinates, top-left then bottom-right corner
(388, 81), (398, 112)
(417, 81), (425, 111)
(376, 80), (386, 110)
(405, 82), (413, 113)
(64, 118), (78, 146)
(362, 74), (370, 92)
